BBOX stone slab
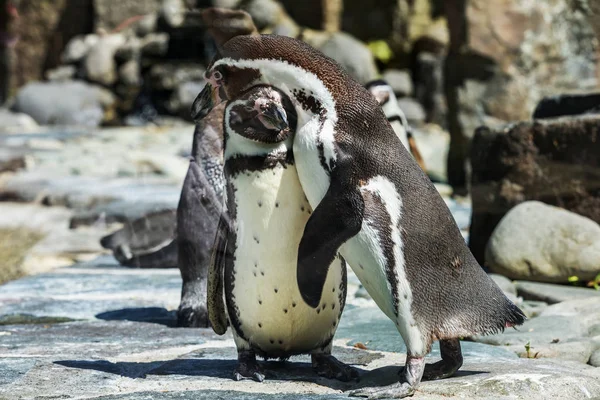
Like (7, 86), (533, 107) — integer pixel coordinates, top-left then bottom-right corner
(516, 281), (600, 304)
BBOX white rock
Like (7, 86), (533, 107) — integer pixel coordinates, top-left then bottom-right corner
(61, 34), (99, 64)
(84, 34), (126, 86)
(486, 201), (600, 282)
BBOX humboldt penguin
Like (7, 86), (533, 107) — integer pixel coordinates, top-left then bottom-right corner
(192, 31), (525, 398)
(365, 79), (426, 171)
(207, 84), (356, 382)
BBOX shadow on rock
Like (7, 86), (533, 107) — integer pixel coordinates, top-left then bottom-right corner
(53, 357), (366, 390)
(348, 365), (487, 392)
(96, 307), (177, 327)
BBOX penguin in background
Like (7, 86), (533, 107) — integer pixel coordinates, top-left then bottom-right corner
(207, 84), (356, 382)
(365, 80), (427, 172)
(192, 22), (525, 399)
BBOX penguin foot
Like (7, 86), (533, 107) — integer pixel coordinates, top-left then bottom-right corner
(311, 353), (359, 382)
(348, 381), (415, 399)
(423, 339), (462, 381)
(177, 280), (209, 328)
(234, 350), (265, 382)
(176, 304), (208, 328)
(349, 355), (424, 399)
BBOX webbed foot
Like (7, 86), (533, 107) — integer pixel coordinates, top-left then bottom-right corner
(423, 339), (462, 380)
(348, 355), (424, 399)
(234, 350), (265, 382)
(311, 353), (359, 382)
(348, 381), (415, 399)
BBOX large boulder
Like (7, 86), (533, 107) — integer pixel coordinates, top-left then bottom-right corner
(485, 201), (600, 282)
(443, 0), (600, 190)
(12, 81), (116, 126)
(470, 115), (600, 263)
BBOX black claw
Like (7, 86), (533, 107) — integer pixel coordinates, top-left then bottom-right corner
(311, 353), (359, 382)
(235, 349), (265, 382)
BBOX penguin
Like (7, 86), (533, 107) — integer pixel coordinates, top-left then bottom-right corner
(208, 84), (356, 382)
(192, 31), (525, 399)
(365, 79), (427, 172)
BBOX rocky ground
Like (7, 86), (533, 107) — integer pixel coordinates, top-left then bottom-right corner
(1, 124), (600, 400)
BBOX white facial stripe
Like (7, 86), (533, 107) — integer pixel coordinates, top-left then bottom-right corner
(214, 58), (338, 171)
(224, 98), (292, 159)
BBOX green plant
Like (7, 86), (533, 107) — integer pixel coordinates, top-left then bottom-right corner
(586, 273), (600, 290)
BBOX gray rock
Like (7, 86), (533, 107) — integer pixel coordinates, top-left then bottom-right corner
(473, 297), (600, 359)
(489, 273), (517, 295)
(591, 349), (600, 367)
(45, 65), (77, 82)
(0, 147), (28, 173)
(515, 281), (600, 304)
(410, 124), (450, 182)
(0, 108), (39, 133)
(84, 34), (126, 86)
(469, 115), (600, 265)
(12, 81), (115, 127)
(148, 63), (206, 91)
(3, 265), (600, 399)
(382, 69), (413, 98)
(140, 33), (170, 57)
(506, 339), (598, 364)
(114, 36), (141, 62)
(118, 60), (141, 87)
(303, 31), (379, 85)
(135, 13), (158, 36)
(486, 201), (600, 282)
(70, 200), (177, 228)
(168, 81), (206, 118)
(0, 257), (182, 320)
(61, 34), (99, 64)
(160, 0), (186, 28)
(519, 300), (548, 318)
(397, 97), (426, 124)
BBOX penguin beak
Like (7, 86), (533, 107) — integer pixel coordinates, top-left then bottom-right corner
(262, 103), (289, 132)
(191, 83), (221, 121)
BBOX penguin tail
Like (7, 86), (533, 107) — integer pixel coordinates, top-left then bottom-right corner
(504, 301), (527, 329)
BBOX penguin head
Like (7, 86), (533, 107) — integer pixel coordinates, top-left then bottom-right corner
(225, 85), (297, 144)
(190, 34), (351, 123)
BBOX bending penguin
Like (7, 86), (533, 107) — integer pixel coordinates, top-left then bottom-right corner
(207, 84), (356, 382)
(192, 27), (525, 399)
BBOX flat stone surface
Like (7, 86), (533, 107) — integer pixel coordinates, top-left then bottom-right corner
(490, 274), (517, 295)
(472, 298), (600, 359)
(0, 256), (181, 320)
(1, 258), (600, 399)
(515, 281), (600, 304)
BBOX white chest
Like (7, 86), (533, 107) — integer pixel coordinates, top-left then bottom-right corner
(227, 162), (344, 354)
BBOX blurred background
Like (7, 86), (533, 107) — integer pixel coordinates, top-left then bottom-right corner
(0, 0), (599, 290)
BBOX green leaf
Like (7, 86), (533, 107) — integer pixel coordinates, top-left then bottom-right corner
(367, 40), (393, 64)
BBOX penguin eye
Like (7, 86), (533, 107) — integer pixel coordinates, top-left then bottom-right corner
(244, 105), (254, 112)
(213, 70), (223, 81)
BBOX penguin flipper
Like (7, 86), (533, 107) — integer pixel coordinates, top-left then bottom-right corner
(208, 212), (230, 335)
(297, 183), (364, 308)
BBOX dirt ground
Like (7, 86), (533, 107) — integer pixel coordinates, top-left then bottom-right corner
(0, 227), (44, 285)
